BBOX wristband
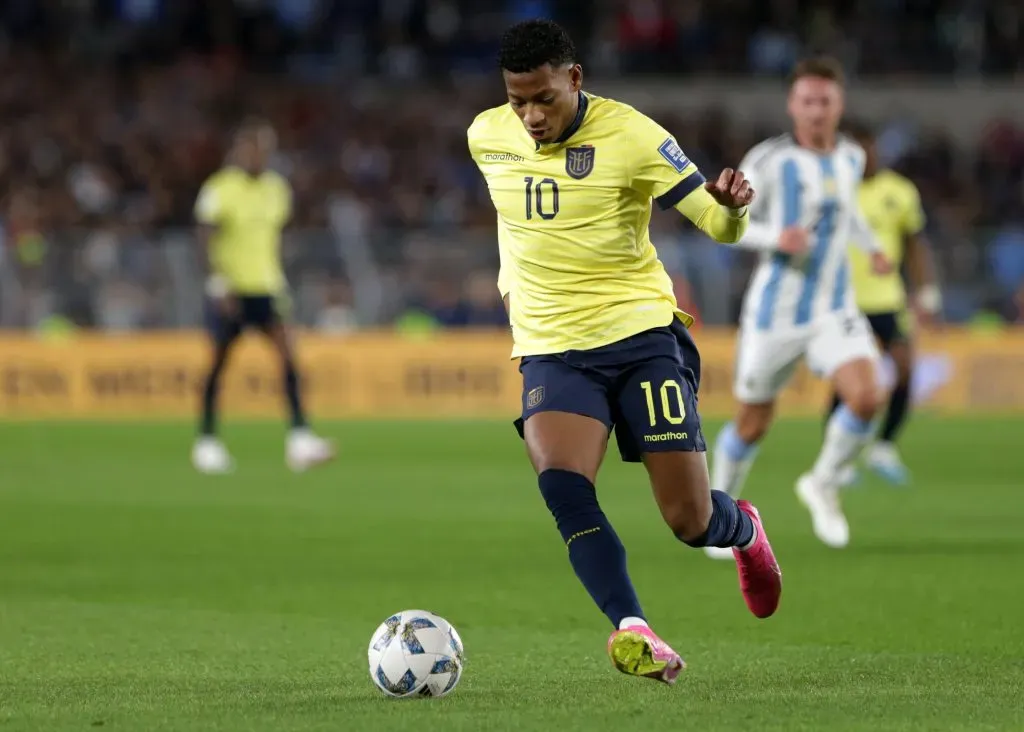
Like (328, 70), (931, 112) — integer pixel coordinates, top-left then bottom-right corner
(917, 284), (942, 313)
(206, 275), (229, 299)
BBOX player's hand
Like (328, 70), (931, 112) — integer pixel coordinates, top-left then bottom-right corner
(914, 285), (944, 330)
(778, 226), (810, 255)
(705, 169), (755, 208)
(870, 252), (894, 275)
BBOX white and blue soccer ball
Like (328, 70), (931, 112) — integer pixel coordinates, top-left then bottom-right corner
(367, 610), (465, 698)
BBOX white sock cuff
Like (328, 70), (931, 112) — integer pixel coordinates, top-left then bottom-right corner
(618, 616), (648, 630)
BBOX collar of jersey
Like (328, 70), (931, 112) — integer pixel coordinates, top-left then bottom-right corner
(535, 91), (589, 151)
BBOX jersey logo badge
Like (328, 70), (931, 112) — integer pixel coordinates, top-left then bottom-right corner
(658, 138), (690, 173)
(565, 146), (595, 180)
(527, 386), (545, 409)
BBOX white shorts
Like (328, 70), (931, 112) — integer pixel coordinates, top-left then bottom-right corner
(733, 309), (881, 403)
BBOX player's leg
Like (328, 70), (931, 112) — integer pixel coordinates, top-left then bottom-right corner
(193, 298), (242, 474)
(257, 297), (335, 472)
(709, 328), (804, 503)
(864, 313), (913, 484)
(799, 312), (883, 547)
(823, 312), (894, 487)
(614, 325), (781, 618)
(518, 357), (681, 684)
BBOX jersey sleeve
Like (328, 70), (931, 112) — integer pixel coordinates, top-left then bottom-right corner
(466, 114), (487, 167)
(902, 181), (926, 236)
(496, 220), (513, 298)
(194, 176), (225, 225)
(277, 176), (294, 224)
(627, 112), (707, 210)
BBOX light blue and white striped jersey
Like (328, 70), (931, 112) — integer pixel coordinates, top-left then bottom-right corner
(736, 134), (878, 331)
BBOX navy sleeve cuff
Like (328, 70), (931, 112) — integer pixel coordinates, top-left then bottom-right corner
(655, 172), (707, 211)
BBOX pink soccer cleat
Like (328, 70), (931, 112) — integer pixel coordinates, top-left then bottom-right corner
(607, 625), (685, 685)
(733, 501), (782, 618)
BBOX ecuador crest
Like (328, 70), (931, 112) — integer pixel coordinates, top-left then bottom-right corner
(565, 146), (595, 180)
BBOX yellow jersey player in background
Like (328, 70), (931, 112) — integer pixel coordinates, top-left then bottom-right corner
(191, 118), (335, 475)
(468, 19), (781, 685)
(824, 120), (941, 486)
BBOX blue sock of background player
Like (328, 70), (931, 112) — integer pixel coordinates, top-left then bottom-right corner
(539, 469), (754, 628)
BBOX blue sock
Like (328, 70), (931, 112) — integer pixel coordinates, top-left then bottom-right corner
(680, 490), (755, 549)
(538, 469), (645, 628)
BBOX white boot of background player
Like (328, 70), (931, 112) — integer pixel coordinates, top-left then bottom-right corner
(286, 429), (336, 472)
(192, 436), (235, 475)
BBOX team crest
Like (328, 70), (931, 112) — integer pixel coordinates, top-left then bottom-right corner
(565, 146), (595, 180)
(527, 386), (545, 409)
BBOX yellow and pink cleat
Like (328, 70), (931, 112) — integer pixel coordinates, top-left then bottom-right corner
(607, 625), (685, 685)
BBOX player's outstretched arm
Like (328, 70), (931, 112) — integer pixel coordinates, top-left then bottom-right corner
(672, 168), (756, 245)
(628, 115), (750, 245)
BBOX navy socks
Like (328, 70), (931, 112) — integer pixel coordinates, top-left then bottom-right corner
(538, 469), (645, 628)
(680, 489), (756, 549)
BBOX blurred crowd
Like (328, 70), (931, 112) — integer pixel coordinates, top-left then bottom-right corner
(0, 1), (1023, 330)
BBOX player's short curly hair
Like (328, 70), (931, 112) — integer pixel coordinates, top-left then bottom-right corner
(498, 19), (577, 74)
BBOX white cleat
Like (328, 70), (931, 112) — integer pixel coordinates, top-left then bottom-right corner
(286, 429), (336, 473)
(192, 437), (234, 475)
(796, 473), (850, 548)
(864, 441), (910, 486)
(704, 545), (736, 561)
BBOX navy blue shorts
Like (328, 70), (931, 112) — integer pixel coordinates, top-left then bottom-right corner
(206, 295), (280, 344)
(866, 311), (909, 350)
(515, 319), (706, 463)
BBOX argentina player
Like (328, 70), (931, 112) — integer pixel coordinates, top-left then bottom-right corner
(707, 58), (894, 554)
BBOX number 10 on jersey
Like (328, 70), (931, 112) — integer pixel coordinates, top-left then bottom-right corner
(524, 177), (559, 220)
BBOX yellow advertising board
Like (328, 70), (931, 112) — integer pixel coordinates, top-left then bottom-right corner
(0, 329), (1021, 420)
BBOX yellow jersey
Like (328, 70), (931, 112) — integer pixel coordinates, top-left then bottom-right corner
(850, 169), (925, 313)
(468, 92), (747, 358)
(194, 166), (292, 295)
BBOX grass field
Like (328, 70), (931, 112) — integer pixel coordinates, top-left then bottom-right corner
(1, 417), (1022, 731)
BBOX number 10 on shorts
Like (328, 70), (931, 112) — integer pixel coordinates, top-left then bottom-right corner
(640, 380), (687, 426)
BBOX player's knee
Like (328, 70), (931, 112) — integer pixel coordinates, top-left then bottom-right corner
(734, 403), (775, 444)
(537, 469), (599, 519)
(890, 346), (913, 384)
(844, 387), (881, 422)
(662, 491), (713, 544)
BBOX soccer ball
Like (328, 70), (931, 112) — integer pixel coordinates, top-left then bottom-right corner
(367, 609), (465, 698)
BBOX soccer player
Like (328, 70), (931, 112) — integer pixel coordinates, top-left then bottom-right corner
(823, 120), (941, 485)
(705, 58), (893, 556)
(191, 119), (335, 474)
(468, 19), (782, 685)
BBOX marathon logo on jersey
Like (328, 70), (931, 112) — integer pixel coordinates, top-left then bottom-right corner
(658, 138), (691, 173)
(565, 146), (595, 180)
(483, 152), (524, 162)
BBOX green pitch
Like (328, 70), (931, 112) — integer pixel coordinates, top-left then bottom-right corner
(1, 417), (1022, 732)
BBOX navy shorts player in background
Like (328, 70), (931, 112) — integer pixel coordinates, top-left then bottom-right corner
(192, 119), (335, 474)
(468, 20), (782, 684)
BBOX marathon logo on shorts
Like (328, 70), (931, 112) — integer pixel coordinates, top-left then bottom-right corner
(644, 431), (689, 443)
(526, 386), (545, 409)
(658, 138), (691, 173)
(565, 146), (595, 179)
